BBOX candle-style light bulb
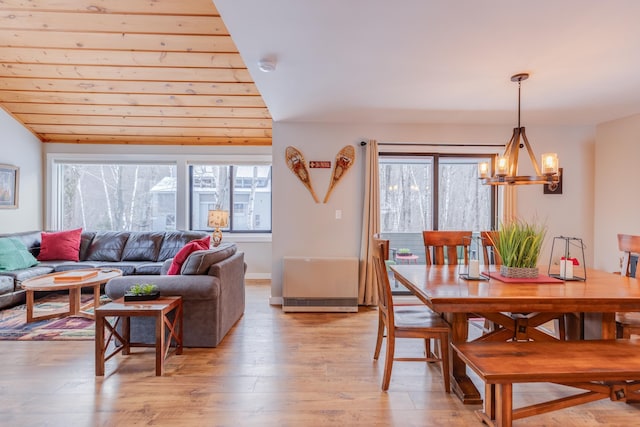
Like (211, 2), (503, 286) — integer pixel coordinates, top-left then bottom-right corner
(478, 162), (489, 179)
(495, 156), (509, 176)
(541, 153), (558, 175)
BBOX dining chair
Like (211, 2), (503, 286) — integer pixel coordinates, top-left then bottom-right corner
(475, 231), (502, 334)
(422, 230), (472, 266)
(616, 233), (640, 338)
(373, 234), (394, 267)
(372, 242), (451, 392)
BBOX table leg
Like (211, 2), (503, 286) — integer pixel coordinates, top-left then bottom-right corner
(601, 312), (616, 339)
(25, 288), (71, 323)
(26, 290), (34, 323)
(176, 303), (183, 355)
(449, 312), (482, 404)
(69, 287), (81, 316)
(79, 284), (102, 319)
(122, 316), (130, 355)
(95, 313), (105, 376)
(156, 312), (165, 376)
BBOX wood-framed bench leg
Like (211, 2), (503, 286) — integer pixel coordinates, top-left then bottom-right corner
(476, 383), (512, 427)
(496, 383), (512, 427)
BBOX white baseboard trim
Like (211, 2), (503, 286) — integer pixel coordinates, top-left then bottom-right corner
(245, 272), (271, 280)
(269, 296), (283, 306)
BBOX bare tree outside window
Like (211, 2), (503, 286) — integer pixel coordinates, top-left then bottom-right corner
(378, 154), (494, 267)
(59, 163), (176, 231)
(191, 164), (271, 232)
(439, 158), (491, 231)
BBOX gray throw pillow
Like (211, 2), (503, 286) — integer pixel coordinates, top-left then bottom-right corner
(180, 243), (237, 275)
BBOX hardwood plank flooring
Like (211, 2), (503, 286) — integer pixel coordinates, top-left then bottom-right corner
(1, 281), (639, 426)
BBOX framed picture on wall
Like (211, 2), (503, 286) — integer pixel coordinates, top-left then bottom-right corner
(0, 164), (19, 209)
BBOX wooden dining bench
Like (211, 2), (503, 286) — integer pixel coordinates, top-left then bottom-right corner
(452, 340), (640, 427)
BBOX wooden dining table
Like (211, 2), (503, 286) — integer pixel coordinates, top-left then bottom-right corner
(390, 264), (640, 404)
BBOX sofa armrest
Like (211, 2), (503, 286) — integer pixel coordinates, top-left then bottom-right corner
(105, 275), (218, 301)
(208, 251), (245, 339)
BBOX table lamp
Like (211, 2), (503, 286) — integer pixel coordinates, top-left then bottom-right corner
(208, 209), (229, 247)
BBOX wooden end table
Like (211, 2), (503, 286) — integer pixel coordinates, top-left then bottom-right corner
(95, 296), (183, 376)
(20, 268), (122, 323)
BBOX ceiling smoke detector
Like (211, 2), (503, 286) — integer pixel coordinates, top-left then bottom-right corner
(258, 58), (276, 73)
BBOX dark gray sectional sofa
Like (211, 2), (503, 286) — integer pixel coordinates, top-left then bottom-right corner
(0, 230), (246, 347)
(0, 229), (208, 309)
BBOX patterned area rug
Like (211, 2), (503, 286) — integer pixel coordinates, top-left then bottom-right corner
(0, 294), (107, 341)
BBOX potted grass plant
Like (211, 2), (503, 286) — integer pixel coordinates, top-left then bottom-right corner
(124, 283), (160, 301)
(489, 219), (546, 279)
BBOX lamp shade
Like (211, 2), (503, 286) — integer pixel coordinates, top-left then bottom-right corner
(208, 210), (229, 228)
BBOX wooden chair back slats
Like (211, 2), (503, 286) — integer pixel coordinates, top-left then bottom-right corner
(618, 234), (640, 277)
(422, 231), (472, 266)
(481, 230), (502, 267)
(373, 242), (392, 323)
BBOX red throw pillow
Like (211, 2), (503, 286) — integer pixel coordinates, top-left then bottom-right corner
(37, 228), (83, 262)
(167, 236), (211, 275)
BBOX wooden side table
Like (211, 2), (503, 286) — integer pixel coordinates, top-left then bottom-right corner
(95, 296), (183, 376)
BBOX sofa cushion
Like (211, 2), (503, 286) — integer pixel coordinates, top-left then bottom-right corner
(85, 232), (130, 262)
(122, 232), (164, 261)
(157, 231), (209, 261)
(167, 236), (211, 275)
(180, 243), (237, 275)
(0, 237), (39, 271)
(0, 265), (55, 282)
(37, 228), (82, 261)
(52, 261), (104, 272)
(79, 231), (96, 260)
(134, 262), (164, 275)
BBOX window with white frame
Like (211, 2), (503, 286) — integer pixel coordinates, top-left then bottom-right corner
(190, 164), (272, 233)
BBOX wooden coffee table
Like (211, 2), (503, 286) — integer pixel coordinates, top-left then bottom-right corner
(95, 296), (183, 376)
(20, 268), (122, 323)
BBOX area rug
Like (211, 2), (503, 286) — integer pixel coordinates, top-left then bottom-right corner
(0, 294), (108, 341)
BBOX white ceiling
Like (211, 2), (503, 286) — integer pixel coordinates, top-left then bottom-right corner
(215, 0), (640, 127)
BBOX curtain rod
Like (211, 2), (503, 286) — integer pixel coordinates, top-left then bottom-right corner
(359, 141), (504, 147)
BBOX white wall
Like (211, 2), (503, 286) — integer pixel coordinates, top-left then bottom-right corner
(0, 109), (42, 233)
(272, 122), (595, 301)
(42, 143), (272, 279)
(593, 113), (640, 272)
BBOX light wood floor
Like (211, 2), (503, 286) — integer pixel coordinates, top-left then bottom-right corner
(1, 281), (639, 426)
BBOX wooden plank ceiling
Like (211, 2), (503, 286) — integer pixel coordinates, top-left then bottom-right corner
(0, 0), (271, 146)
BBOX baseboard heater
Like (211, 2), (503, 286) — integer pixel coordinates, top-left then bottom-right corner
(283, 256), (359, 312)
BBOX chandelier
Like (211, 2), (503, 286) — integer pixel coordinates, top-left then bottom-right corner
(479, 73), (560, 189)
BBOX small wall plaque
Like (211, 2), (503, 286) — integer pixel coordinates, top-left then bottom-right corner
(309, 161), (331, 168)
